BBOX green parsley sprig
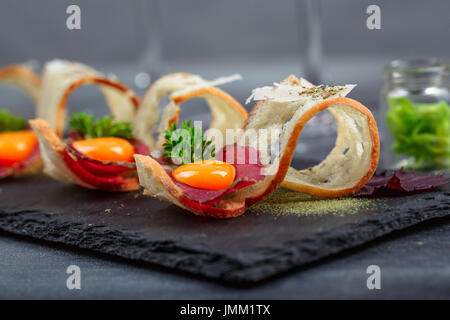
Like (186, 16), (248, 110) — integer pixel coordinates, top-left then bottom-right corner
(163, 120), (215, 165)
(69, 112), (133, 139)
(0, 109), (27, 132)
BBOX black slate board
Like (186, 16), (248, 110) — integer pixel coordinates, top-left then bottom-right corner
(0, 164), (449, 284)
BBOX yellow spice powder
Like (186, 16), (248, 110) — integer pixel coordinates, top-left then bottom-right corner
(250, 188), (383, 217)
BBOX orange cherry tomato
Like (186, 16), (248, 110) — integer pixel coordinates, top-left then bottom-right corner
(172, 160), (236, 190)
(72, 137), (135, 163)
(0, 130), (38, 167)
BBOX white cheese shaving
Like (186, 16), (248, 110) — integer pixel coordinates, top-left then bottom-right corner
(246, 82), (356, 104)
(171, 74), (242, 99)
(208, 73), (242, 87)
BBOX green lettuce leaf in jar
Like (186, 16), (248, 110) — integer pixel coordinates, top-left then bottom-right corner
(386, 97), (450, 169)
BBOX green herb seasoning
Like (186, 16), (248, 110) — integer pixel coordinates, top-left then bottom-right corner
(0, 109), (27, 132)
(163, 120), (215, 165)
(69, 112), (133, 139)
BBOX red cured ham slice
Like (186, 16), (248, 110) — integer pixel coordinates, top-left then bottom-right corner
(216, 144), (264, 182)
(355, 168), (448, 196)
(173, 179), (256, 204)
(65, 144), (136, 177)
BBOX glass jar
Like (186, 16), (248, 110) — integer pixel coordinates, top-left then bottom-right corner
(379, 58), (450, 171)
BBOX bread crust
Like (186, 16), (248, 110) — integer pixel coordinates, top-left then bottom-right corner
(54, 77), (139, 137)
(29, 118), (89, 186)
(171, 86), (248, 120)
(279, 97), (379, 197)
(0, 64), (41, 102)
(36, 60), (140, 137)
(0, 64), (41, 83)
(134, 72), (247, 151)
(133, 73), (201, 149)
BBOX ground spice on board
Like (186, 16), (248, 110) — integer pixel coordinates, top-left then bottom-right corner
(250, 188), (384, 217)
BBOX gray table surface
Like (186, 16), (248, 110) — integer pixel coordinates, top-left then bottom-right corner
(0, 215), (449, 300)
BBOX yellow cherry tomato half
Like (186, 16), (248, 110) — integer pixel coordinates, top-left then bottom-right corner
(172, 160), (236, 190)
(72, 137), (135, 163)
(0, 130), (38, 167)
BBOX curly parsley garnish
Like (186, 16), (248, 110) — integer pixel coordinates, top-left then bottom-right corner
(163, 120), (215, 165)
(0, 109), (27, 132)
(69, 112), (133, 139)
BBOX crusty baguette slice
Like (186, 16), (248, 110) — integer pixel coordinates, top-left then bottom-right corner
(133, 73), (247, 151)
(36, 59), (139, 137)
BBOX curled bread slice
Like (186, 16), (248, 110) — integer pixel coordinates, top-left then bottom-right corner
(133, 73), (247, 150)
(246, 75), (379, 198)
(0, 64), (42, 178)
(37, 59), (139, 137)
(29, 60), (142, 191)
(135, 75), (379, 218)
(0, 64), (41, 102)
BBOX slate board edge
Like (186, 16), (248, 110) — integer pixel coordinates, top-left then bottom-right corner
(0, 193), (449, 285)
